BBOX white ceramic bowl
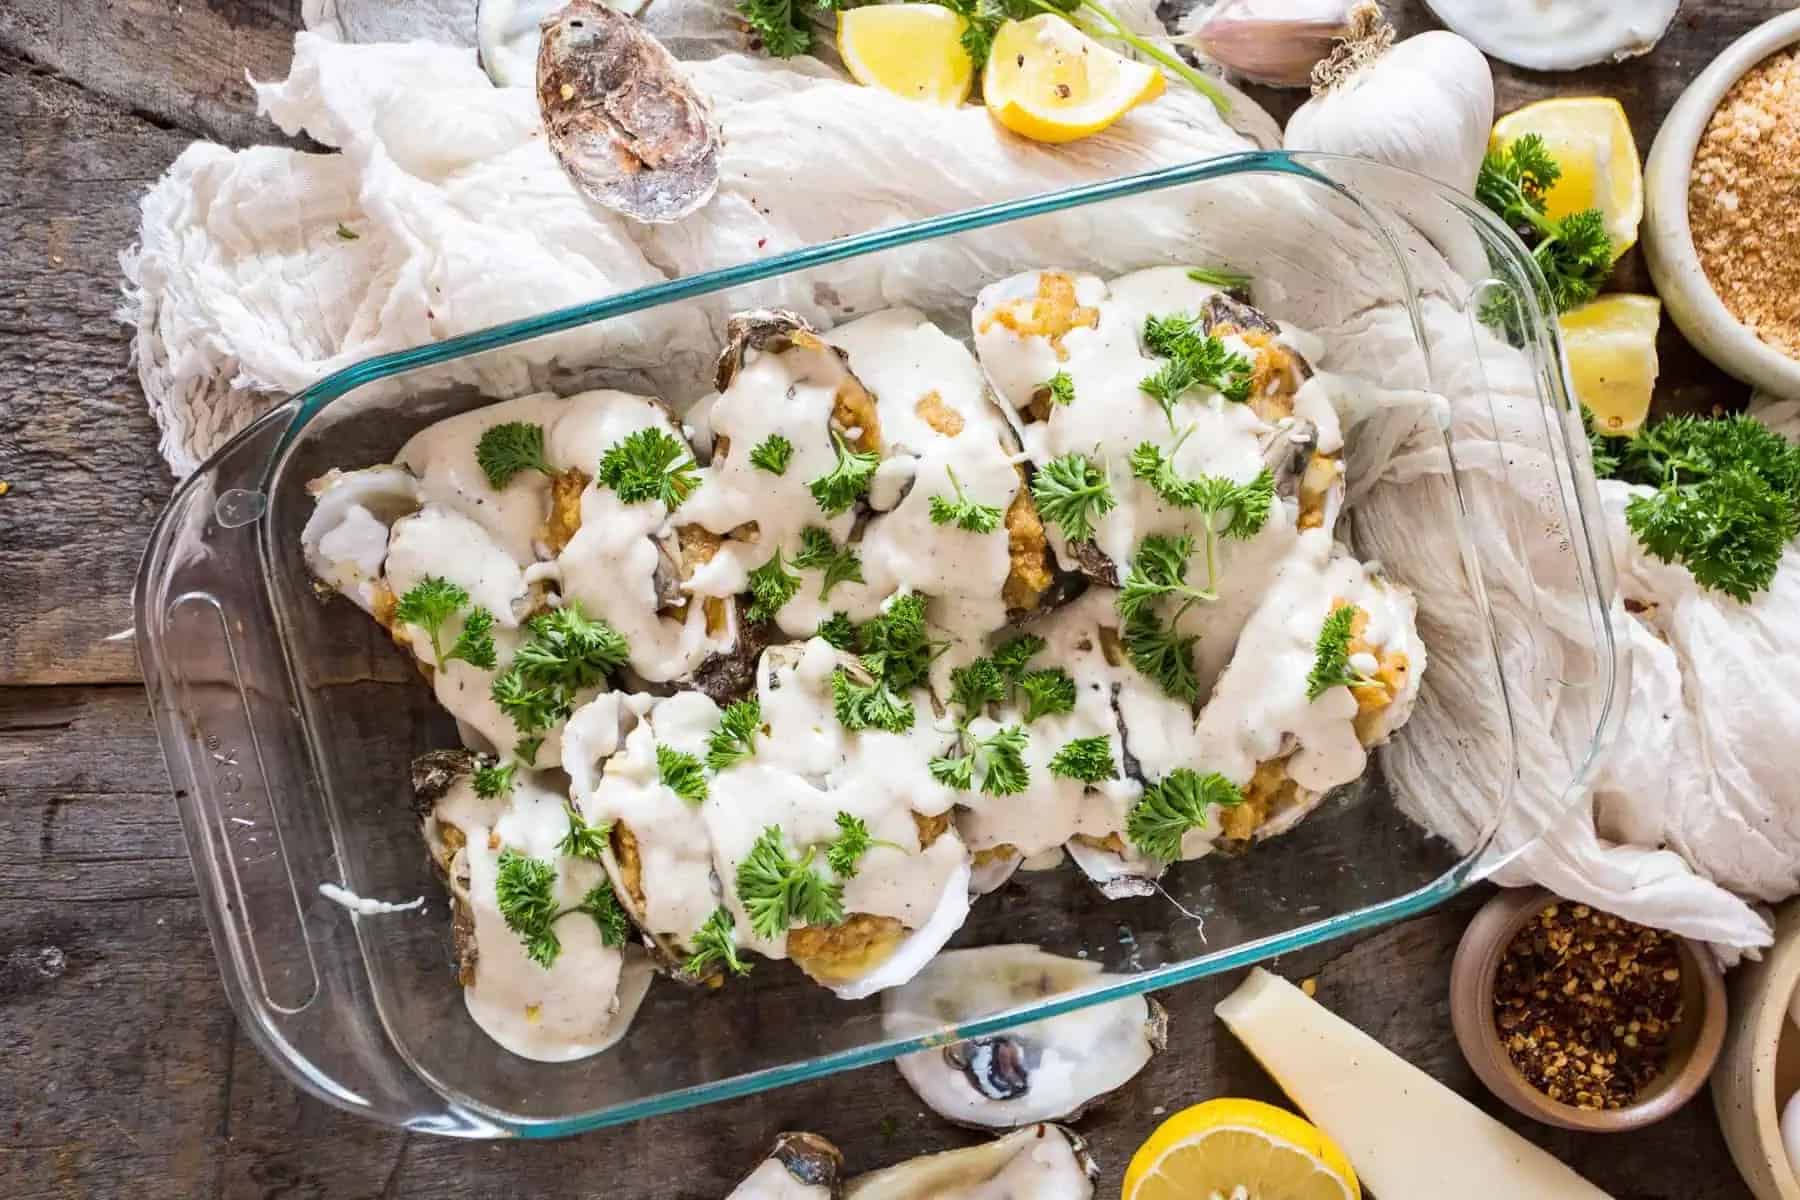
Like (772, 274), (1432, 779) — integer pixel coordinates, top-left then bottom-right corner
(1643, 10), (1800, 401)
(1715, 897), (1800, 1200)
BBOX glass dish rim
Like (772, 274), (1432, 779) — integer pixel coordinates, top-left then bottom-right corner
(140, 149), (1622, 1137)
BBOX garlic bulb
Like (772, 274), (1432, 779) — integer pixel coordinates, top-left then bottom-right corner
(1176, 0), (1358, 88)
(1283, 6), (1493, 194)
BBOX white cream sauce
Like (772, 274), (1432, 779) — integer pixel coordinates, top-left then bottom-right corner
(386, 507), (534, 637)
(428, 769), (646, 1062)
(727, 1160), (832, 1200)
(301, 465), (423, 613)
(317, 883), (424, 915)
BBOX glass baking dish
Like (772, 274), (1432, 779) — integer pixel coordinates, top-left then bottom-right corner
(137, 151), (1624, 1138)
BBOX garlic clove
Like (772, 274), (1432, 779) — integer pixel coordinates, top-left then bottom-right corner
(1176, 0), (1357, 88)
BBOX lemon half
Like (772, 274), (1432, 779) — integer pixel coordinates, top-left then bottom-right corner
(983, 15), (1164, 143)
(1492, 97), (1643, 256)
(1124, 1098), (1361, 1200)
(837, 4), (974, 105)
(1562, 293), (1661, 437)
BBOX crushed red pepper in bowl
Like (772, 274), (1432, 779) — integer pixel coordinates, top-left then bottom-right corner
(1492, 902), (1684, 1111)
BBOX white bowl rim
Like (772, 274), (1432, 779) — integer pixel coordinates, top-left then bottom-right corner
(1644, 9), (1800, 400)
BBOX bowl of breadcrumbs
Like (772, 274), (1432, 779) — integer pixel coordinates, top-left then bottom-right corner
(1645, 9), (1800, 400)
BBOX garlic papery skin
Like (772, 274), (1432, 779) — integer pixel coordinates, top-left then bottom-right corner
(1283, 14), (1494, 195)
(1176, 0), (1357, 88)
(1424, 0), (1679, 72)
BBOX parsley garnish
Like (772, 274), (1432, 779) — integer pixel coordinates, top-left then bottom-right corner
(598, 426), (701, 510)
(737, 0), (812, 57)
(929, 465), (1004, 534)
(949, 657), (1007, 714)
(1606, 414), (1800, 601)
(395, 576), (468, 666)
(1118, 534), (1213, 623)
(990, 634), (1046, 686)
(446, 606), (498, 671)
(1018, 669), (1077, 722)
(832, 669), (916, 734)
(475, 421), (556, 490)
(1187, 266), (1252, 290)
(707, 699), (762, 770)
(854, 593), (937, 692)
(1045, 370), (1076, 407)
(816, 611), (856, 650)
(656, 744), (709, 805)
(515, 735), (545, 767)
(1030, 452), (1116, 543)
(746, 550), (802, 623)
(749, 432), (795, 475)
(1306, 605), (1376, 701)
(335, 222), (359, 241)
(808, 431), (879, 517)
(1139, 313), (1254, 425)
(472, 760), (516, 801)
(684, 906), (751, 978)
(931, 656), (1031, 795)
(1126, 768), (1244, 861)
(824, 811), (902, 879)
(794, 526), (864, 599)
(1049, 735), (1118, 783)
(558, 803), (611, 860)
(490, 603), (630, 736)
(735, 826), (845, 939)
(1123, 608), (1201, 704)
(1476, 135), (1614, 323)
(1130, 431), (1274, 538)
(494, 851), (631, 968)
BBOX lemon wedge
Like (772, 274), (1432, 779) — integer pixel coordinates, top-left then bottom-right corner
(837, 5), (974, 105)
(1492, 97), (1643, 256)
(1124, 1098), (1361, 1200)
(983, 15), (1165, 143)
(1561, 293), (1660, 437)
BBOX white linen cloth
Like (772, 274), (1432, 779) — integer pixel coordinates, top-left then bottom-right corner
(120, 27), (1784, 950)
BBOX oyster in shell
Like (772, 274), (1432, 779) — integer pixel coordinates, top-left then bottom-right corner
(727, 1132), (845, 1199)
(537, 0), (719, 223)
(301, 464), (423, 616)
(847, 1124), (1097, 1199)
(884, 946), (1165, 1128)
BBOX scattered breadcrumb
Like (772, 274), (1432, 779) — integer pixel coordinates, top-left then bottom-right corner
(1300, 976), (1318, 997)
(1690, 47), (1800, 358)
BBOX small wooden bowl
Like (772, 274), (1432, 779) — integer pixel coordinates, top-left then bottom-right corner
(1450, 887), (1727, 1133)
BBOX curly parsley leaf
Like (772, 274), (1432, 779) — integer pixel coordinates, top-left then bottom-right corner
(1127, 768), (1244, 861)
(746, 550), (802, 624)
(1018, 668), (1076, 723)
(475, 421), (556, 490)
(444, 606), (498, 671)
(931, 723), (1029, 796)
(558, 803), (612, 860)
(990, 634), (1045, 685)
(472, 760), (516, 801)
(794, 526), (864, 600)
(749, 432), (795, 476)
(513, 604), (630, 692)
(1139, 313), (1254, 423)
(1049, 735), (1118, 784)
(1123, 608), (1201, 704)
(824, 811), (902, 880)
(707, 699), (763, 771)
(854, 592), (937, 692)
(1030, 452), (1116, 544)
(495, 849), (562, 967)
(598, 426), (701, 510)
(1118, 534), (1211, 624)
(395, 575), (470, 665)
(929, 465), (1004, 534)
(816, 611), (857, 650)
(808, 431), (879, 517)
(735, 826), (845, 940)
(1046, 370), (1076, 408)
(737, 0), (812, 57)
(949, 657), (1007, 716)
(1476, 135), (1614, 321)
(1305, 604), (1374, 701)
(684, 906), (751, 978)
(831, 669), (916, 734)
(656, 743), (709, 805)
(577, 880), (631, 948)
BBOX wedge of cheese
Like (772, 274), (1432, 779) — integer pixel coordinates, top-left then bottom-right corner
(1216, 968), (1615, 1199)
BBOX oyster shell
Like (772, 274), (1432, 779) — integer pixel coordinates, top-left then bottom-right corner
(1423, 0), (1678, 71)
(847, 1124), (1097, 1199)
(884, 946), (1165, 1130)
(301, 465), (423, 616)
(537, 1), (719, 223)
(727, 1132), (845, 1199)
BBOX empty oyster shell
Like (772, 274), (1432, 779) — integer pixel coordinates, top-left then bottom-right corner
(884, 946), (1165, 1130)
(847, 1124), (1097, 1198)
(537, 1), (720, 223)
(727, 1132), (845, 1199)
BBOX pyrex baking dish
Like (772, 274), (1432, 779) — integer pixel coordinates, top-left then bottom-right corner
(137, 152), (1624, 1137)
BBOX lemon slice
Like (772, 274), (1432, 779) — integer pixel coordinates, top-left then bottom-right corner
(837, 5), (974, 105)
(1561, 293), (1660, 437)
(1492, 97), (1643, 256)
(983, 15), (1165, 144)
(1124, 1098), (1361, 1200)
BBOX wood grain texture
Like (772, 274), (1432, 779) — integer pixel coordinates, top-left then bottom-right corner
(0, 1), (1788, 1197)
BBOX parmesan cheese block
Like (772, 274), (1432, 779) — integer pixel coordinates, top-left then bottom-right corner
(1216, 968), (1615, 1199)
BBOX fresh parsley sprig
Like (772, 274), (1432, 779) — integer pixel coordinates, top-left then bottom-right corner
(1049, 735), (1118, 784)
(707, 699), (763, 770)
(1476, 135), (1614, 322)
(929, 466), (1004, 534)
(684, 906), (751, 978)
(929, 724), (1029, 796)
(816, 611), (857, 650)
(746, 551), (802, 624)
(1126, 768), (1244, 862)
(472, 760), (516, 801)
(1030, 452), (1116, 544)
(1123, 608), (1201, 705)
(598, 426), (701, 510)
(1118, 534), (1213, 624)
(1139, 313), (1254, 426)
(490, 603), (630, 741)
(1045, 370), (1076, 408)
(794, 527), (864, 600)
(1305, 605), (1376, 701)
(826, 593), (940, 735)
(395, 577), (496, 670)
(990, 634), (1046, 686)
(1017, 669), (1077, 723)
(824, 811), (903, 879)
(494, 850), (629, 968)
(475, 421), (556, 490)
(558, 803), (611, 860)
(808, 431), (879, 517)
(832, 669), (916, 734)
(656, 744), (709, 805)
(749, 432), (795, 476)
(735, 825), (845, 940)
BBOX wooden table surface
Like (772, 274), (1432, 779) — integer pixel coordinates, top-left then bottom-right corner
(0, 2), (1779, 1196)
